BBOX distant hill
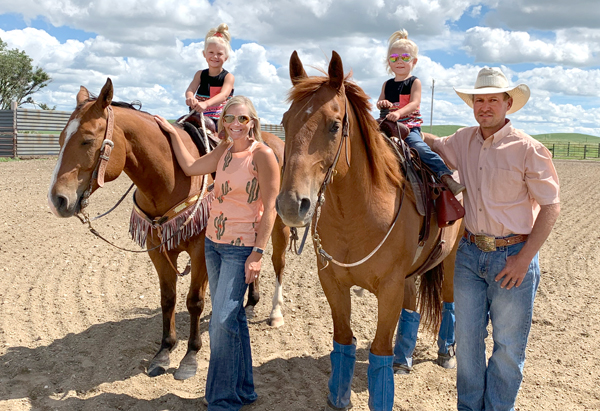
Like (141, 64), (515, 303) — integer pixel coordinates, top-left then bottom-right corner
(426, 126), (600, 143)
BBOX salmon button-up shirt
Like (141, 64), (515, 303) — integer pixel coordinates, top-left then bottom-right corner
(432, 121), (560, 237)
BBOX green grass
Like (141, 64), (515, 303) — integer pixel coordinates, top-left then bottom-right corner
(426, 126), (600, 143)
(530, 133), (600, 143)
(0, 157), (19, 162)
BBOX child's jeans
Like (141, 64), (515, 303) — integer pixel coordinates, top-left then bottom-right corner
(404, 126), (452, 178)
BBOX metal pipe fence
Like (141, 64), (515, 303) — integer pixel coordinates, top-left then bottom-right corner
(545, 142), (600, 160)
(0, 107), (287, 157)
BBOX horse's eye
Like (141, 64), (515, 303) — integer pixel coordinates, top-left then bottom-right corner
(81, 139), (93, 146)
(330, 122), (340, 133)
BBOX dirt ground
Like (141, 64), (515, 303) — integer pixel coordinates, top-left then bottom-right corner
(0, 158), (599, 411)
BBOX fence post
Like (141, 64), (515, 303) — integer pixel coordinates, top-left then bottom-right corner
(11, 101), (17, 158)
(567, 142), (570, 157)
(584, 144), (587, 159)
(551, 143), (555, 157)
(598, 143), (600, 158)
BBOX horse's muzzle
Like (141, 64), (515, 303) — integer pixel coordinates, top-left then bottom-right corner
(276, 191), (314, 227)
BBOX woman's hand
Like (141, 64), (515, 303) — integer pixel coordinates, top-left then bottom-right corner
(196, 100), (209, 113)
(245, 252), (263, 284)
(154, 115), (177, 135)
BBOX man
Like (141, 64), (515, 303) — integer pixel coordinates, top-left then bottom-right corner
(423, 67), (560, 411)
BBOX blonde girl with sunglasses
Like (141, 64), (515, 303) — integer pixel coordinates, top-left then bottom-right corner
(378, 29), (464, 378)
(377, 30), (464, 196)
(154, 96), (279, 410)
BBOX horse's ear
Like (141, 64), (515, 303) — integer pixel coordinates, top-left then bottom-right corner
(97, 78), (114, 109)
(328, 51), (344, 92)
(76, 86), (89, 106)
(289, 51), (307, 86)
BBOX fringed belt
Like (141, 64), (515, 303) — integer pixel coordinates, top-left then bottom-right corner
(129, 185), (214, 252)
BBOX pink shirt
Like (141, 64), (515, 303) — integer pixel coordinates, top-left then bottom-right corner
(432, 121), (560, 237)
(207, 140), (264, 246)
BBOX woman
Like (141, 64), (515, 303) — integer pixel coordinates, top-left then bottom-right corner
(155, 96), (279, 410)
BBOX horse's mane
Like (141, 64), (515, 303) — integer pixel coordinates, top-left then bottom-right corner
(287, 75), (402, 189)
(76, 95), (152, 117)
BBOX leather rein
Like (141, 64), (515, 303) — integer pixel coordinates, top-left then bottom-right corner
(310, 94), (406, 269)
(75, 105), (212, 276)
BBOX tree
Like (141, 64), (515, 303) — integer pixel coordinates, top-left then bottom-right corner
(0, 38), (51, 110)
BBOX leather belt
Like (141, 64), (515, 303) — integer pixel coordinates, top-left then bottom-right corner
(463, 230), (528, 252)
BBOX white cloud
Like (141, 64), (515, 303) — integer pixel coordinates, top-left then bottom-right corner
(463, 27), (597, 66)
(0, 1), (598, 135)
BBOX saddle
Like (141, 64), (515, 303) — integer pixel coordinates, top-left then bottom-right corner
(377, 118), (465, 244)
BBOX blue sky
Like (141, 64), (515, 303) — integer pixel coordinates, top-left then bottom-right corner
(0, 0), (599, 136)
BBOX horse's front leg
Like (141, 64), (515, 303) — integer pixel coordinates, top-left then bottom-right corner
(146, 247), (179, 377)
(369, 275), (406, 411)
(320, 269), (355, 411)
(268, 216), (289, 327)
(175, 238), (209, 380)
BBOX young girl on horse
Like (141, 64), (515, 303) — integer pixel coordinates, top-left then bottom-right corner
(185, 23), (235, 131)
(377, 29), (464, 196)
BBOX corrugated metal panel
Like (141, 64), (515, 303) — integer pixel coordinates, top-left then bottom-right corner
(261, 124), (285, 141)
(16, 108), (72, 131)
(0, 111), (14, 133)
(0, 133), (13, 157)
(16, 133), (61, 156)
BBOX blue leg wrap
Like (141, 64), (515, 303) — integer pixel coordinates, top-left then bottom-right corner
(327, 339), (356, 409)
(393, 309), (421, 368)
(437, 302), (455, 355)
(367, 352), (394, 411)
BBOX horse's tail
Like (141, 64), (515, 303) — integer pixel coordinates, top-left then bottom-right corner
(417, 264), (443, 334)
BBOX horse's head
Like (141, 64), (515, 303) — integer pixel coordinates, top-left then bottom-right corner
(48, 78), (127, 217)
(276, 51), (350, 227)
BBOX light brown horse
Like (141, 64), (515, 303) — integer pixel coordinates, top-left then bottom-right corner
(276, 51), (462, 410)
(47, 79), (289, 380)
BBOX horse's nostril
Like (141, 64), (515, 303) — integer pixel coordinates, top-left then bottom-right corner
(299, 198), (311, 217)
(55, 194), (69, 212)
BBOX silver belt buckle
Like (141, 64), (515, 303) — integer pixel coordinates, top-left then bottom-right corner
(474, 234), (496, 252)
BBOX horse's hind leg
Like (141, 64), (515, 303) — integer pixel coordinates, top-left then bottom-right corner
(393, 276), (420, 374)
(146, 247), (179, 377)
(436, 249), (457, 369)
(175, 239), (209, 380)
(267, 216), (289, 327)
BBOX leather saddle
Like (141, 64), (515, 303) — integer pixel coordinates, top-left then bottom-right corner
(377, 118), (464, 243)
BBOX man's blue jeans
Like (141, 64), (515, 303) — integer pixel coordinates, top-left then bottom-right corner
(205, 238), (257, 411)
(454, 236), (540, 411)
(404, 127), (452, 178)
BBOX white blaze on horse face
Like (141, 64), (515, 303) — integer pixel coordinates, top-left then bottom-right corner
(47, 117), (81, 216)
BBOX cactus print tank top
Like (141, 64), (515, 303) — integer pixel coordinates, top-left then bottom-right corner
(207, 140), (264, 246)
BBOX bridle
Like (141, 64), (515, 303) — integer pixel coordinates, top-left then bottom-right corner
(309, 92), (406, 269)
(74, 105), (212, 272)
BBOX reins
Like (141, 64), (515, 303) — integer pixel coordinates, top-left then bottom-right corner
(310, 94), (406, 269)
(75, 106), (213, 275)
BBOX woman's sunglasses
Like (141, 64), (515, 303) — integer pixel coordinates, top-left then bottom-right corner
(389, 53), (413, 63)
(223, 114), (251, 124)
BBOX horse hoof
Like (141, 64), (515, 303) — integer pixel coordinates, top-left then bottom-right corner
(393, 363), (412, 375)
(174, 352), (198, 380)
(267, 315), (284, 328)
(147, 361), (169, 377)
(436, 352), (456, 369)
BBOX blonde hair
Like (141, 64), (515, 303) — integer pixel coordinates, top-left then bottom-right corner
(204, 23), (232, 58)
(218, 96), (263, 143)
(386, 29), (419, 75)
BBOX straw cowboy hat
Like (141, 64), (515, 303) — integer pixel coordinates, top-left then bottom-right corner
(454, 67), (530, 114)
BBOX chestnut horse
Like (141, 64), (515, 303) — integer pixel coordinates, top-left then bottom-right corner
(276, 51), (462, 410)
(47, 79), (289, 380)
